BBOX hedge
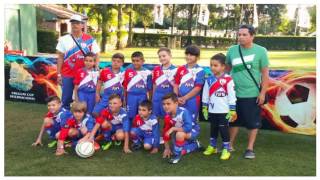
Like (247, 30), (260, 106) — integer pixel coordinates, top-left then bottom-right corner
(37, 29), (59, 53)
(131, 33), (316, 51)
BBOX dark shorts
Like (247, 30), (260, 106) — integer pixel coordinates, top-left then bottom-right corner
(229, 97), (262, 129)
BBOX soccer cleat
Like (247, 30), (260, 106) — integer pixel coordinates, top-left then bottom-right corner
(220, 149), (231, 160)
(169, 154), (182, 164)
(101, 141), (112, 151)
(203, 145), (218, 156)
(47, 140), (57, 148)
(244, 149), (255, 159)
(131, 143), (142, 151)
(114, 140), (122, 146)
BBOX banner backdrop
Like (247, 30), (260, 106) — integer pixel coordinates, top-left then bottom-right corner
(5, 54), (316, 135)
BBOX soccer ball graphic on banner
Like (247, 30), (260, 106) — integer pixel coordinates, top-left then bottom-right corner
(75, 141), (95, 158)
(275, 82), (316, 130)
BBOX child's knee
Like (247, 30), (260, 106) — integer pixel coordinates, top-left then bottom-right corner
(116, 131), (124, 140)
(144, 144), (152, 150)
(176, 132), (186, 140)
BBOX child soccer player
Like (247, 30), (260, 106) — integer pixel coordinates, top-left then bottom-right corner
(89, 94), (131, 153)
(174, 45), (205, 122)
(73, 52), (99, 114)
(123, 51), (152, 122)
(202, 53), (237, 160)
(55, 101), (96, 156)
(152, 47), (177, 118)
(162, 93), (201, 164)
(92, 53), (125, 117)
(32, 96), (67, 147)
(130, 100), (160, 153)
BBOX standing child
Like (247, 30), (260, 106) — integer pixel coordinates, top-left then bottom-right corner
(174, 45), (205, 122)
(89, 94), (131, 153)
(130, 100), (160, 153)
(152, 47), (177, 118)
(55, 101), (96, 156)
(32, 96), (67, 148)
(162, 93), (201, 164)
(92, 53), (125, 117)
(202, 53), (237, 160)
(123, 51), (152, 122)
(73, 52), (99, 114)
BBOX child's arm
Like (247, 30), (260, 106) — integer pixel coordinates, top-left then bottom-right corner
(179, 86), (202, 104)
(95, 80), (102, 103)
(73, 85), (79, 102)
(150, 122), (160, 154)
(32, 118), (48, 146)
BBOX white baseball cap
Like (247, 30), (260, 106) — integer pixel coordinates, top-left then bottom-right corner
(70, 14), (83, 23)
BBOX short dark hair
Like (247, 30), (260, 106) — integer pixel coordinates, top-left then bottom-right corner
(108, 94), (122, 102)
(131, 51), (144, 59)
(239, 24), (255, 36)
(45, 96), (61, 104)
(211, 53), (226, 65)
(85, 52), (96, 60)
(157, 47), (171, 56)
(185, 45), (200, 57)
(162, 92), (178, 102)
(112, 53), (125, 62)
(139, 100), (152, 111)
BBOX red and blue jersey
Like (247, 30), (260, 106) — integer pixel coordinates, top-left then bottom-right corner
(60, 113), (96, 132)
(73, 68), (99, 93)
(56, 33), (99, 77)
(97, 107), (130, 132)
(174, 64), (205, 96)
(99, 67), (124, 97)
(123, 65), (152, 94)
(44, 108), (68, 125)
(152, 64), (177, 94)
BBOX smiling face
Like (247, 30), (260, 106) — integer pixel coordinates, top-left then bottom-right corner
(185, 53), (198, 66)
(47, 100), (61, 114)
(112, 58), (124, 71)
(158, 51), (171, 66)
(84, 56), (95, 70)
(73, 110), (85, 121)
(71, 21), (83, 34)
(210, 59), (225, 76)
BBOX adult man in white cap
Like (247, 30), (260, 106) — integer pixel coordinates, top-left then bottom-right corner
(56, 14), (100, 110)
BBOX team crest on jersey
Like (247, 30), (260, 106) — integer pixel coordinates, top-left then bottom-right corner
(219, 79), (226, 86)
(81, 43), (87, 48)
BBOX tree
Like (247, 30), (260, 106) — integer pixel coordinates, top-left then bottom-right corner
(116, 4), (123, 50)
(309, 5), (316, 33)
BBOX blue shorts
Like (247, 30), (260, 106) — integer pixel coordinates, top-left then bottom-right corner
(152, 91), (167, 118)
(189, 124), (200, 140)
(127, 92), (147, 119)
(131, 127), (155, 146)
(182, 95), (201, 121)
(46, 121), (60, 139)
(92, 94), (109, 115)
(103, 124), (124, 141)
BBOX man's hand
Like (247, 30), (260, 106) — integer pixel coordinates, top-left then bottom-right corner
(202, 106), (208, 120)
(256, 92), (266, 106)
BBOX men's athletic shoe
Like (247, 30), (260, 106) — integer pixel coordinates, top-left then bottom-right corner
(203, 145), (218, 155)
(220, 149), (231, 160)
(47, 140), (57, 148)
(101, 141), (112, 151)
(169, 154), (182, 164)
(244, 149), (255, 159)
(131, 143), (142, 151)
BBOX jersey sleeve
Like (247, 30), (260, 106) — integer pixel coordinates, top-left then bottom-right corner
(122, 114), (130, 132)
(59, 111), (72, 128)
(152, 121), (160, 148)
(182, 109), (192, 133)
(194, 69), (205, 88)
(260, 47), (270, 69)
(44, 112), (54, 119)
(202, 79), (210, 106)
(91, 39), (100, 54)
(227, 79), (237, 111)
(98, 69), (107, 82)
(56, 36), (66, 53)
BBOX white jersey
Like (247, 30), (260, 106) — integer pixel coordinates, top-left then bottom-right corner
(202, 74), (236, 113)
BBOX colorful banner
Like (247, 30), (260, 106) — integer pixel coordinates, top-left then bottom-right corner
(4, 54), (316, 135)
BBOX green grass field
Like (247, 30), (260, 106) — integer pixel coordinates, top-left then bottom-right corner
(5, 101), (316, 176)
(100, 48), (316, 71)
